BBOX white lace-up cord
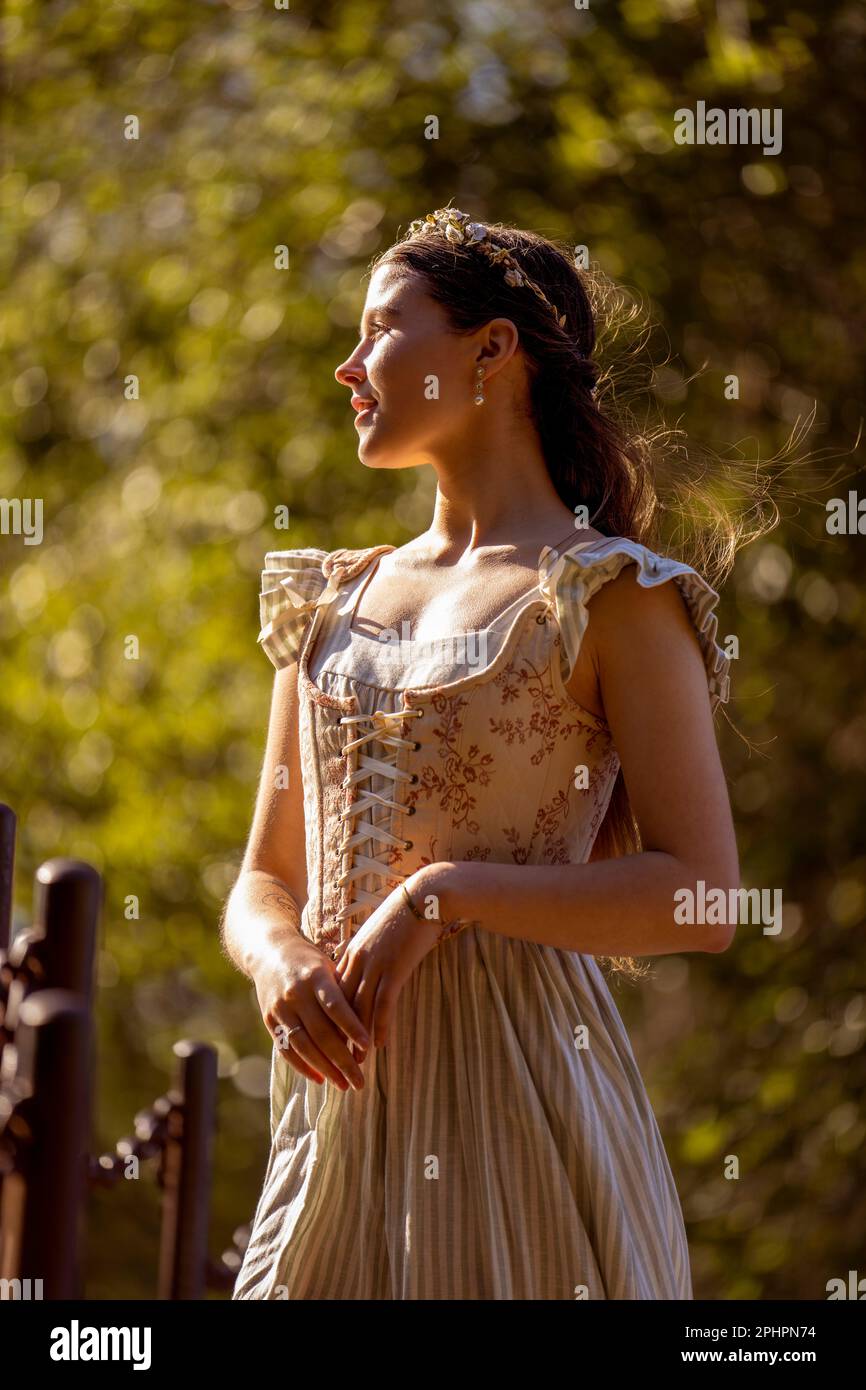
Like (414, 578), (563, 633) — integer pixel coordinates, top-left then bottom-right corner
(335, 707), (424, 939)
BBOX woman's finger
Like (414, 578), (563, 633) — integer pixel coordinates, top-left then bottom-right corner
(313, 971), (371, 1052)
(269, 1016), (325, 1085)
(370, 974), (395, 1048)
(295, 998), (365, 1090)
(273, 999), (356, 1090)
(336, 951), (361, 1005)
(286, 1023), (352, 1091)
(283, 1048), (325, 1087)
(351, 969), (379, 1039)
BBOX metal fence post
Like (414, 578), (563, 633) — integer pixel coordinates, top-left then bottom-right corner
(31, 858), (101, 1003)
(0, 990), (90, 1299)
(157, 1040), (218, 1300)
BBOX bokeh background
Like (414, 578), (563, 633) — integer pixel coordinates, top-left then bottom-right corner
(1, 0), (864, 1299)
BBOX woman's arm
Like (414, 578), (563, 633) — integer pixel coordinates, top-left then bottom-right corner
(411, 570), (741, 957)
(220, 664), (309, 981)
(221, 661), (370, 1087)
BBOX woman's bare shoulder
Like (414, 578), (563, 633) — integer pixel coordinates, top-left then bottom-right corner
(583, 564), (707, 693)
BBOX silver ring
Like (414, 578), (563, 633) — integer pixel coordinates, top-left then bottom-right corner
(279, 1024), (306, 1047)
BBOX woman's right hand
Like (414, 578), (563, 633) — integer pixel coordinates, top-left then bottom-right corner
(253, 934), (372, 1091)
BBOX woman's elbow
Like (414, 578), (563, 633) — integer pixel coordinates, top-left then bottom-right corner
(676, 856), (741, 954)
(703, 920), (737, 953)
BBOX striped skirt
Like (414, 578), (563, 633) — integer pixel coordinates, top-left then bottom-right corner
(232, 928), (693, 1300)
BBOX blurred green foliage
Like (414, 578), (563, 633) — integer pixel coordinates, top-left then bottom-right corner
(1, 0), (863, 1300)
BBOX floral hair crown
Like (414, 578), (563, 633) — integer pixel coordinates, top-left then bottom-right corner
(404, 206), (568, 330)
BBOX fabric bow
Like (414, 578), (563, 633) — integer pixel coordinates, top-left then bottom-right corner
(257, 567), (344, 647)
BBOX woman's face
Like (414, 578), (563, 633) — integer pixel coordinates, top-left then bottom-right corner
(334, 261), (481, 470)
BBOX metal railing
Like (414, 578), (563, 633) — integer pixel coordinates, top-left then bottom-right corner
(0, 803), (247, 1299)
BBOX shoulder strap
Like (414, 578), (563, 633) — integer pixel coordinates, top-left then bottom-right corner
(323, 544), (395, 585)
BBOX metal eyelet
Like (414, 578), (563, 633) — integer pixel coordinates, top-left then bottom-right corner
(405, 805), (416, 816)
(409, 773), (419, 784)
(403, 840), (413, 851)
(412, 741), (421, 751)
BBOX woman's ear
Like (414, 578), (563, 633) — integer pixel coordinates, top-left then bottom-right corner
(478, 317), (520, 376)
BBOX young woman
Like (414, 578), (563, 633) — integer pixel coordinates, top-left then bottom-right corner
(224, 206), (740, 1300)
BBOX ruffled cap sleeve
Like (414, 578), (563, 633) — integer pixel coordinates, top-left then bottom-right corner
(257, 544), (397, 671)
(257, 548), (342, 670)
(538, 536), (732, 715)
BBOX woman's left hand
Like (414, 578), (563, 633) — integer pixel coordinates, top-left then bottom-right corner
(334, 878), (443, 1047)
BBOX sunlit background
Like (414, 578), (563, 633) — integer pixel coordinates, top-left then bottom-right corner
(1, 0), (864, 1298)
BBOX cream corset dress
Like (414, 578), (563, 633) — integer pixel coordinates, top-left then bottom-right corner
(232, 533), (732, 1301)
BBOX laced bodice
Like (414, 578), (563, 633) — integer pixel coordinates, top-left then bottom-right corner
(334, 706), (424, 930)
(256, 535), (732, 963)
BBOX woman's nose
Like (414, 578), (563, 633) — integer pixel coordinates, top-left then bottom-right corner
(335, 347), (369, 386)
(335, 355), (365, 387)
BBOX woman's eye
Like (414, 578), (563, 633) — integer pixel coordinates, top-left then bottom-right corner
(366, 322), (385, 338)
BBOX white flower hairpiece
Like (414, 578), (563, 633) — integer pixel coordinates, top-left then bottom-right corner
(404, 207), (568, 330)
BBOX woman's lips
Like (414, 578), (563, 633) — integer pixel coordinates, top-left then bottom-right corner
(354, 401), (378, 426)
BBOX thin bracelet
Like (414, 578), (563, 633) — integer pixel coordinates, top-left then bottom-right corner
(401, 881), (470, 945)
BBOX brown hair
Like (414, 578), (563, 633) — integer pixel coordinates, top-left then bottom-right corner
(373, 209), (820, 982)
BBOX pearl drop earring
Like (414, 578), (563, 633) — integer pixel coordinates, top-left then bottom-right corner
(474, 366), (485, 405)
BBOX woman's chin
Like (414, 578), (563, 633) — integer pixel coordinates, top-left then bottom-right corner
(356, 442), (413, 471)
(357, 446), (391, 470)
(355, 426), (391, 466)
